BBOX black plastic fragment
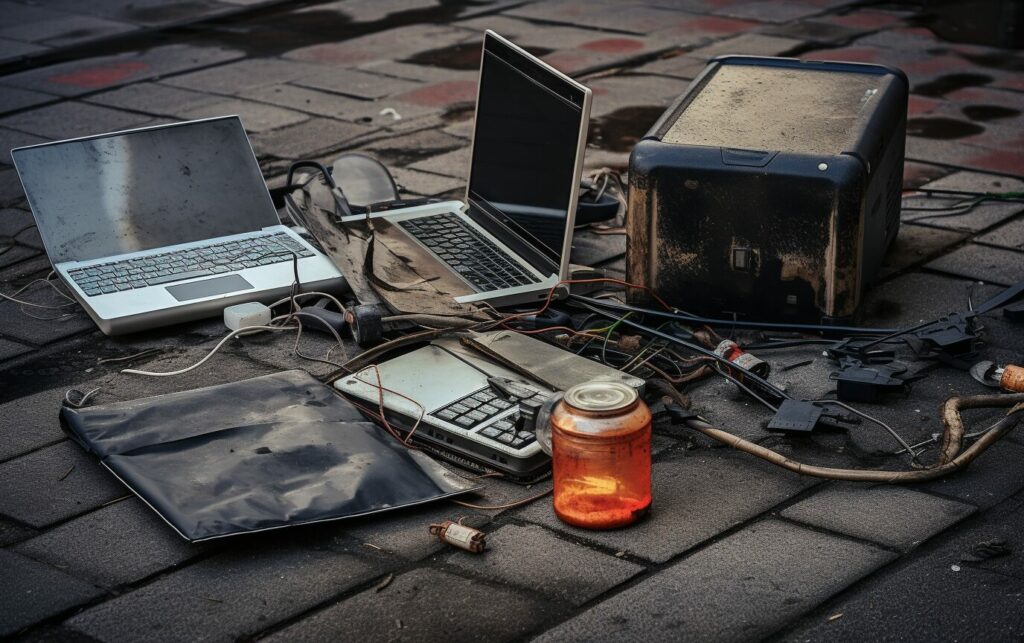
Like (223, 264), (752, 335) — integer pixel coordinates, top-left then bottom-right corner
(912, 312), (979, 356)
(767, 400), (825, 433)
(826, 338), (896, 363)
(829, 357), (921, 402)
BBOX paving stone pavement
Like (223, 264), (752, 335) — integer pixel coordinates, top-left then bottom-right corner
(1, 0), (1023, 641)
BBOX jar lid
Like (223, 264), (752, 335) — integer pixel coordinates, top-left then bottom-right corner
(563, 380), (637, 413)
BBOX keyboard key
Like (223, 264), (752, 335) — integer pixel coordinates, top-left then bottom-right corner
(146, 269), (213, 286)
(435, 409), (457, 421)
(478, 404), (499, 416)
(454, 416), (475, 428)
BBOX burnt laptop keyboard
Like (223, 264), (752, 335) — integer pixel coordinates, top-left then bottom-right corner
(68, 232), (313, 297)
(398, 214), (541, 292)
(431, 387), (541, 449)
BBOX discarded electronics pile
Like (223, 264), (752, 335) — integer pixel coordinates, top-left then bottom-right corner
(11, 32), (1024, 547)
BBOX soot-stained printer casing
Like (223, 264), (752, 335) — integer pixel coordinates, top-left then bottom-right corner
(626, 56), (908, 322)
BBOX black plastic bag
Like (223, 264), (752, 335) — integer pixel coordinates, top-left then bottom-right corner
(61, 370), (478, 541)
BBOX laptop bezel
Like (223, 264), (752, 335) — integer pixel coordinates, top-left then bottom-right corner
(10, 115), (280, 266)
(462, 29), (593, 282)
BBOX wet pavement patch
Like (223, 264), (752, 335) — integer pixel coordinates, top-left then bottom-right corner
(580, 38), (646, 54)
(912, 0), (1024, 50)
(906, 116), (984, 139)
(185, 2), (482, 59)
(589, 106), (665, 153)
(961, 104), (1021, 122)
(914, 72), (993, 97)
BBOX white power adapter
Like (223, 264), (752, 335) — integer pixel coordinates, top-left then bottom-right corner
(224, 302), (272, 332)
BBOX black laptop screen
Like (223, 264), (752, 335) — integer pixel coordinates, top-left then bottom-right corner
(467, 34), (587, 267)
(13, 117), (280, 264)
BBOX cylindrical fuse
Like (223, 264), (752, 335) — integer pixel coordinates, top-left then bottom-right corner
(429, 520), (486, 553)
(1001, 364), (1024, 393)
(713, 339), (770, 378)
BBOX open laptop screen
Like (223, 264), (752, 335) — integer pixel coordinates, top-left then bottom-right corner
(12, 117), (279, 264)
(467, 32), (589, 273)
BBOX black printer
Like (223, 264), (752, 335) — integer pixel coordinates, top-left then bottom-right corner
(626, 56), (908, 322)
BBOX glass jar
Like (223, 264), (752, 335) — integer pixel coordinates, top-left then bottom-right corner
(550, 381), (652, 529)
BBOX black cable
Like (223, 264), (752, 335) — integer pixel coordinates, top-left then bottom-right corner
(575, 299), (790, 402)
(287, 161), (336, 189)
(571, 295), (901, 336)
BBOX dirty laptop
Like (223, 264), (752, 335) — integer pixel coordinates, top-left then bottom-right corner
(338, 30), (593, 308)
(11, 116), (344, 335)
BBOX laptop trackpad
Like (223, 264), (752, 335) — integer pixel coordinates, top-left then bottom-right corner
(166, 275), (253, 301)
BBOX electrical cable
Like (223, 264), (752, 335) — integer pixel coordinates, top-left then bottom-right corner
(575, 298), (791, 401)
(809, 399), (921, 464)
(571, 294), (901, 336)
(678, 394), (1024, 483)
(1, 273), (79, 309)
(120, 323), (300, 377)
(451, 487), (552, 511)
(901, 188), (1024, 222)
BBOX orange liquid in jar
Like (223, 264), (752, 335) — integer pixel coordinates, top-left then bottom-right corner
(551, 384), (652, 530)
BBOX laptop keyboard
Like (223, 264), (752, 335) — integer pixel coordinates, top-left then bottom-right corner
(68, 232), (313, 297)
(432, 386), (544, 450)
(398, 213), (541, 292)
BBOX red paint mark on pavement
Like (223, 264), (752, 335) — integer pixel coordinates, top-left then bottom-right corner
(396, 80), (477, 107)
(903, 55), (970, 75)
(540, 50), (592, 75)
(581, 38), (646, 54)
(49, 61), (149, 88)
(825, 12), (903, 30)
(947, 86), (1024, 107)
(896, 26), (938, 39)
(902, 161), (950, 189)
(965, 149), (1024, 176)
(993, 75), (1024, 92)
(907, 95), (941, 116)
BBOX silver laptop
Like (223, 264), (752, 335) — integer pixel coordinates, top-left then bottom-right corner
(341, 30), (593, 308)
(12, 116), (345, 335)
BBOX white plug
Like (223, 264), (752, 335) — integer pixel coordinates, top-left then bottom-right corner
(224, 302), (272, 332)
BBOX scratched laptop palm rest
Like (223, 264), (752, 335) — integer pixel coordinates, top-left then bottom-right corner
(11, 116), (345, 335)
(337, 30), (592, 309)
